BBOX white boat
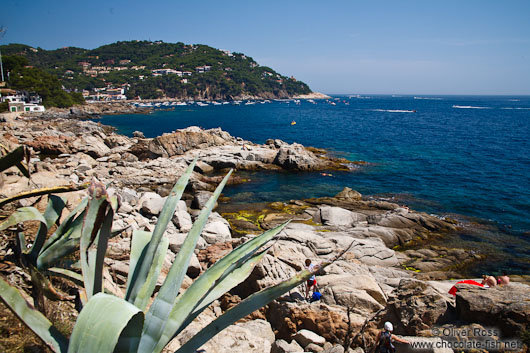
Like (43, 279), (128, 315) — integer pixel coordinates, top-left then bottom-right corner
(212, 101), (222, 105)
(196, 102), (208, 107)
(244, 101), (255, 105)
(176, 102), (187, 106)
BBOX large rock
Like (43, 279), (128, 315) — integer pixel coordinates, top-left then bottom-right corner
(25, 135), (72, 155)
(274, 143), (325, 170)
(318, 273), (387, 311)
(147, 127), (232, 158)
(72, 135), (111, 158)
(293, 329), (326, 348)
(202, 218), (232, 244)
(139, 192), (166, 215)
(272, 339), (304, 353)
(172, 200), (193, 232)
(455, 283), (530, 336)
(178, 318), (273, 353)
(192, 190), (213, 209)
(268, 301), (364, 343)
(319, 206), (367, 227)
(381, 279), (449, 336)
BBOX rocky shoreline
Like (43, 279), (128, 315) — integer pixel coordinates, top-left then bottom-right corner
(33, 92), (331, 121)
(0, 112), (528, 352)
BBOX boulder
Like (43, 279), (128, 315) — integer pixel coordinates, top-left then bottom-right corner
(197, 242), (233, 269)
(273, 143), (326, 170)
(72, 135), (111, 158)
(318, 273), (387, 307)
(335, 187), (362, 201)
(202, 218), (232, 244)
(194, 160), (214, 173)
(322, 345), (345, 353)
(293, 329), (326, 348)
(194, 321), (273, 353)
(268, 301), (364, 343)
(147, 127), (231, 158)
(172, 200), (193, 232)
(238, 319), (276, 344)
(455, 283), (530, 336)
(139, 192), (166, 216)
(192, 190), (213, 209)
(271, 339), (304, 353)
(381, 279), (449, 336)
(305, 343), (324, 352)
(25, 135), (72, 155)
(120, 187), (140, 206)
(320, 206), (355, 227)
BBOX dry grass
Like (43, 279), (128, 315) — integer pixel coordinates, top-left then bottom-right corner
(0, 301), (51, 353)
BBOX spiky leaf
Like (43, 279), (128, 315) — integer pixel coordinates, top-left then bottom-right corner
(0, 277), (68, 352)
(126, 230), (170, 311)
(139, 169), (232, 353)
(68, 293), (143, 353)
(126, 159), (196, 304)
(155, 222), (287, 351)
(176, 269), (314, 353)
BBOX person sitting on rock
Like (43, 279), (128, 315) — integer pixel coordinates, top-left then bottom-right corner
(304, 259), (318, 300)
(497, 272), (510, 285)
(481, 275), (497, 287)
(375, 322), (410, 353)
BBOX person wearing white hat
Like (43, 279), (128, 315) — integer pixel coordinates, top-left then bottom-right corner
(374, 322), (410, 353)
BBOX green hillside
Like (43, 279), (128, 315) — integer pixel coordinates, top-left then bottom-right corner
(0, 40), (312, 100)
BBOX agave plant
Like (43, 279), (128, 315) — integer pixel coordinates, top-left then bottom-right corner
(0, 144), (30, 179)
(0, 159), (334, 353)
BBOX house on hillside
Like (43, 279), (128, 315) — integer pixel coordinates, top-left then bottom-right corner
(195, 65), (211, 73)
(0, 90), (45, 112)
(152, 69), (178, 76)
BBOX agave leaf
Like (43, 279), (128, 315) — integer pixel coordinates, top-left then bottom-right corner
(0, 145), (25, 173)
(0, 207), (48, 260)
(0, 276), (68, 352)
(42, 195), (67, 230)
(68, 293), (144, 353)
(126, 159), (196, 304)
(40, 197), (88, 255)
(125, 230), (170, 311)
(91, 202), (115, 295)
(194, 249), (267, 315)
(0, 206), (47, 231)
(29, 195), (66, 261)
(37, 212), (86, 270)
(80, 194), (108, 299)
(139, 169), (232, 353)
(155, 222), (287, 351)
(175, 249), (269, 337)
(46, 267), (84, 287)
(176, 269), (315, 353)
(16, 232), (26, 256)
(125, 230), (152, 296)
(29, 266), (74, 301)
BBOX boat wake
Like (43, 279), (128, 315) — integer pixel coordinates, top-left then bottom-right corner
(372, 109), (416, 113)
(414, 97), (443, 100)
(452, 105), (491, 109)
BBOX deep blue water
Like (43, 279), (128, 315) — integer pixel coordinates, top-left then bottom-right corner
(98, 95), (530, 275)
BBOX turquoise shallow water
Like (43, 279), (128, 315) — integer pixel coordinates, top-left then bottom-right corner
(98, 95), (530, 275)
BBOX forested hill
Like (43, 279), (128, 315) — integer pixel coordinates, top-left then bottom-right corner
(1, 40), (312, 100)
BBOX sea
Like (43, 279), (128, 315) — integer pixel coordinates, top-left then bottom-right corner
(97, 95), (530, 276)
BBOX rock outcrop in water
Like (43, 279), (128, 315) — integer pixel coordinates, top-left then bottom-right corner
(0, 112), (528, 353)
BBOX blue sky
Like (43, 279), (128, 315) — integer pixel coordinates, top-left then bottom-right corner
(2, 0), (530, 95)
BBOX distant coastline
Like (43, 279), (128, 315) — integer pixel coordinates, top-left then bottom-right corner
(292, 92), (331, 99)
